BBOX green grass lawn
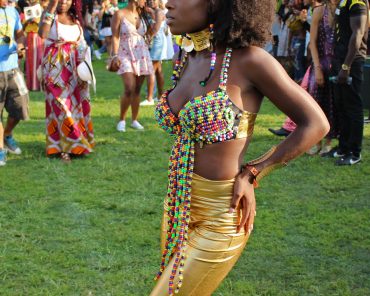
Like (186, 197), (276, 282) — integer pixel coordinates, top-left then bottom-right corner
(0, 58), (369, 296)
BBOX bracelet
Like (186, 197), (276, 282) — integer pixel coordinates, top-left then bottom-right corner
(45, 11), (55, 19)
(42, 19), (52, 25)
(242, 165), (259, 188)
(244, 146), (288, 184)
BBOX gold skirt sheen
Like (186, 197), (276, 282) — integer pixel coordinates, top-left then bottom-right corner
(150, 173), (251, 296)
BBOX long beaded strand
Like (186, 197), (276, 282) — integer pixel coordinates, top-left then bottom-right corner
(199, 24), (216, 87)
(155, 45), (234, 296)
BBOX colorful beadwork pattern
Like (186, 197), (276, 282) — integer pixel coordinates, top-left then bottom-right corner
(155, 47), (256, 295)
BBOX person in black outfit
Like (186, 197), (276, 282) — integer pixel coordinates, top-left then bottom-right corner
(323, 0), (369, 165)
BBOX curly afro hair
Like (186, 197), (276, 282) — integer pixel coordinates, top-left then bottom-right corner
(208, 0), (275, 48)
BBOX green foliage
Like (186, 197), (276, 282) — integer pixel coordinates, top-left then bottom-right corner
(0, 59), (369, 295)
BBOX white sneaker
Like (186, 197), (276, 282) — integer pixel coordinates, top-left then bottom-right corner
(116, 120), (126, 132)
(131, 120), (144, 130)
(140, 99), (155, 106)
(94, 50), (102, 60)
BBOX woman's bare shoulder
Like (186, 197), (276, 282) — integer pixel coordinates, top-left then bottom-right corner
(115, 9), (126, 19)
(312, 4), (325, 18)
(233, 46), (279, 74)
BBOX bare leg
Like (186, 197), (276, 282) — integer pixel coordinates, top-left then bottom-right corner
(0, 122), (4, 150)
(155, 61), (164, 98)
(105, 36), (112, 55)
(4, 117), (20, 137)
(131, 75), (146, 121)
(120, 73), (137, 121)
(147, 73), (155, 102)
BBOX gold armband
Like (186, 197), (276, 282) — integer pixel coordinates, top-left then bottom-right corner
(245, 146), (288, 183)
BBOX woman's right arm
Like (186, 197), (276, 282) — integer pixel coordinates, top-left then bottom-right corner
(110, 9), (122, 65)
(38, 0), (58, 39)
(309, 5), (325, 86)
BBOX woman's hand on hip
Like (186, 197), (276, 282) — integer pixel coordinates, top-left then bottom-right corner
(230, 173), (256, 234)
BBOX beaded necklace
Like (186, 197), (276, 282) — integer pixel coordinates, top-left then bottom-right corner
(155, 48), (233, 296)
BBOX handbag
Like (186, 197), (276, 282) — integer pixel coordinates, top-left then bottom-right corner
(106, 56), (121, 72)
(287, 15), (303, 32)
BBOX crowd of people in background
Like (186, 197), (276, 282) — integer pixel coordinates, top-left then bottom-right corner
(267, 0), (369, 166)
(0, 0), (369, 166)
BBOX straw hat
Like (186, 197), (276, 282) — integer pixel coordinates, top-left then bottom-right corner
(77, 59), (96, 93)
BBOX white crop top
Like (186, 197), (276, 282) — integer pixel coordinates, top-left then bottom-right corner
(46, 20), (82, 44)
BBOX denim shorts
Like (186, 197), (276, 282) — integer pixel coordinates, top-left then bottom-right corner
(0, 68), (29, 121)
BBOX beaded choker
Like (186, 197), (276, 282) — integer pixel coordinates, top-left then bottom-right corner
(180, 24), (215, 87)
(182, 27), (211, 52)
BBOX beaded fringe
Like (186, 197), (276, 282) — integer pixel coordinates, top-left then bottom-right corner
(154, 47), (233, 296)
(155, 136), (195, 295)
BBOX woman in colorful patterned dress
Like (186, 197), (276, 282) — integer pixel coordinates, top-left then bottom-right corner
(111, 0), (153, 132)
(39, 0), (94, 163)
(151, 0), (329, 295)
(306, 0), (339, 155)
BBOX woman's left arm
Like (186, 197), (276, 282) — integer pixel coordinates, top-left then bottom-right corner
(242, 47), (330, 180)
(230, 47), (329, 234)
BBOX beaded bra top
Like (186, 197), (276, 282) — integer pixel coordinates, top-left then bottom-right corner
(154, 47), (257, 295)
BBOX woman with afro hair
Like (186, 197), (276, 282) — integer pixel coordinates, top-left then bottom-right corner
(151, 0), (330, 295)
(39, 0), (95, 163)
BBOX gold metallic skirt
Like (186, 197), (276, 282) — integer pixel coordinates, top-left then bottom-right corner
(151, 173), (251, 296)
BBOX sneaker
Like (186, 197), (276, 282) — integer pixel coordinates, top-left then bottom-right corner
(365, 117), (370, 124)
(0, 149), (6, 166)
(335, 153), (361, 166)
(116, 120), (126, 132)
(140, 99), (155, 106)
(4, 135), (22, 155)
(94, 50), (102, 60)
(131, 120), (144, 130)
(320, 146), (344, 158)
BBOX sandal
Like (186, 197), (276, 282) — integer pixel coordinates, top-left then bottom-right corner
(60, 152), (72, 163)
(306, 144), (321, 156)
